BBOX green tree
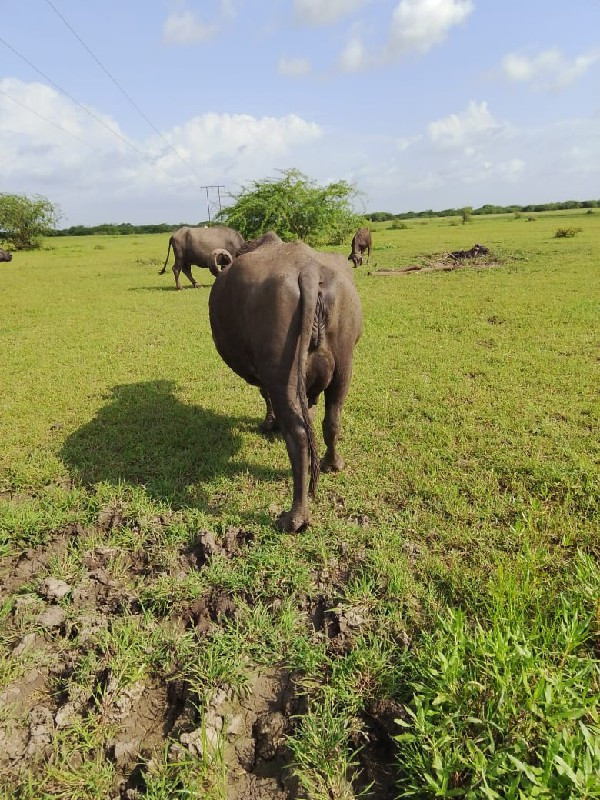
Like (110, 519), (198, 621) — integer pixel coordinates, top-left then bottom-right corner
(216, 169), (363, 246)
(0, 193), (61, 250)
(461, 205), (473, 224)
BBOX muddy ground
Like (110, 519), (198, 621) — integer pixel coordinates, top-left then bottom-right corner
(0, 513), (403, 798)
(369, 246), (502, 276)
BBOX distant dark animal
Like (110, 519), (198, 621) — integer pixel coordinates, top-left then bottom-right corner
(449, 243), (489, 260)
(0, 248), (12, 262)
(348, 227), (372, 267)
(209, 233), (363, 532)
(159, 225), (245, 290)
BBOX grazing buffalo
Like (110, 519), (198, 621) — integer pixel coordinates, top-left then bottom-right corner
(209, 233), (363, 532)
(159, 225), (245, 290)
(348, 227), (372, 267)
(0, 249), (12, 262)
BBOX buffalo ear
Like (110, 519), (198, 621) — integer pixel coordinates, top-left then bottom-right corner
(211, 248), (233, 272)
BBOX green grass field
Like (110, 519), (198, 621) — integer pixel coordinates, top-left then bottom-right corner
(0, 211), (598, 799)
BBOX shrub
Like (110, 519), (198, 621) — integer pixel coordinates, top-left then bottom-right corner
(555, 227), (583, 238)
(0, 193), (61, 250)
(215, 168), (363, 246)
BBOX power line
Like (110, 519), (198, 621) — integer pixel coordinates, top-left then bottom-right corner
(200, 185), (225, 223)
(0, 86), (94, 150)
(43, 0), (203, 180)
(0, 35), (147, 157)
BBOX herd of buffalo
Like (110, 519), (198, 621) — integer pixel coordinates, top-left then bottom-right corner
(2, 225), (490, 530)
(158, 224), (367, 531)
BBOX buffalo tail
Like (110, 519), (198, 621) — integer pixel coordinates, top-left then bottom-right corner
(297, 270), (320, 498)
(159, 237), (173, 274)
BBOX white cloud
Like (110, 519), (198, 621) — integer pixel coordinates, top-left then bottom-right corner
(386, 0), (473, 59)
(162, 10), (217, 45)
(159, 112), (322, 166)
(337, 35), (370, 72)
(294, 0), (367, 26)
(497, 158), (525, 179)
(427, 101), (502, 150)
(500, 48), (600, 91)
(220, 0), (236, 19)
(3, 77), (600, 226)
(0, 78), (322, 224)
(278, 56), (312, 77)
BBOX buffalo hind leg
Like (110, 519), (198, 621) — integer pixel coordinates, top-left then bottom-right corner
(258, 389), (279, 434)
(180, 262), (198, 288)
(320, 372), (350, 473)
(269, 389), (312, 532)
(172, 262), (187, 291)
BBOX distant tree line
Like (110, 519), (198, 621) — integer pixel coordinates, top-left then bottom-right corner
(3, 187), (599, 251)
(366, 199), (600, 222)
(50, 222), (204, 237)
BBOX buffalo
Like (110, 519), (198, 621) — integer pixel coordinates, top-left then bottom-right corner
(348, 227), (371, 267)
(159, 225), (245, 290)
(209, 233), (362, 532)
(0, 249), (12, 262)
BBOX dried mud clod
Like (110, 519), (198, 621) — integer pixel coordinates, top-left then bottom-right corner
(309, 594), (371, 656)
(186, 526), (255, 567)
(183, 586), (239, 633)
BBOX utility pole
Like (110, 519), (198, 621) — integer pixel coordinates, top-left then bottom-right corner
(199, 185), (225, 224)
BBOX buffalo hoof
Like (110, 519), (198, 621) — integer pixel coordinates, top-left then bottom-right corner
(276, 509), (311, 533)
(259, 417), (280, 435)
(320, 454), (345, 473)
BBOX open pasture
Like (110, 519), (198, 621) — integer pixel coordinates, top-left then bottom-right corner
(0, 211), (598, 798)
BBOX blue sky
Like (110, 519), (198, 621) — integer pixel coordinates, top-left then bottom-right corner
(1, 0), (599, 225)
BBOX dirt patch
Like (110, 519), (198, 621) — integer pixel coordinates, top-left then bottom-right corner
(1, 517), (404, 797)
(170, 669), (299, 800)
(183, 586), (240, 634)
(0, 522), (296, 796)
(0, 527), (76, 597)
(369, 245), (502, 276)
(188, 526), (255, 567)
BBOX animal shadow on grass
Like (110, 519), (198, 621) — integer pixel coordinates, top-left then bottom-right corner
(128, 284), (212, 293)
(61, 380), (284, 512)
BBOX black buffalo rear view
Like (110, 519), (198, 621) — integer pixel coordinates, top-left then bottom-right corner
(209, 233), (362, 532)
(0, 249), (12, 262)
(159, 225), (245, 290)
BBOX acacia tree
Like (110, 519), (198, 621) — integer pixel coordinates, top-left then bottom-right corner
(216, 169), (363, 246)
(0, 193), (61, 250)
